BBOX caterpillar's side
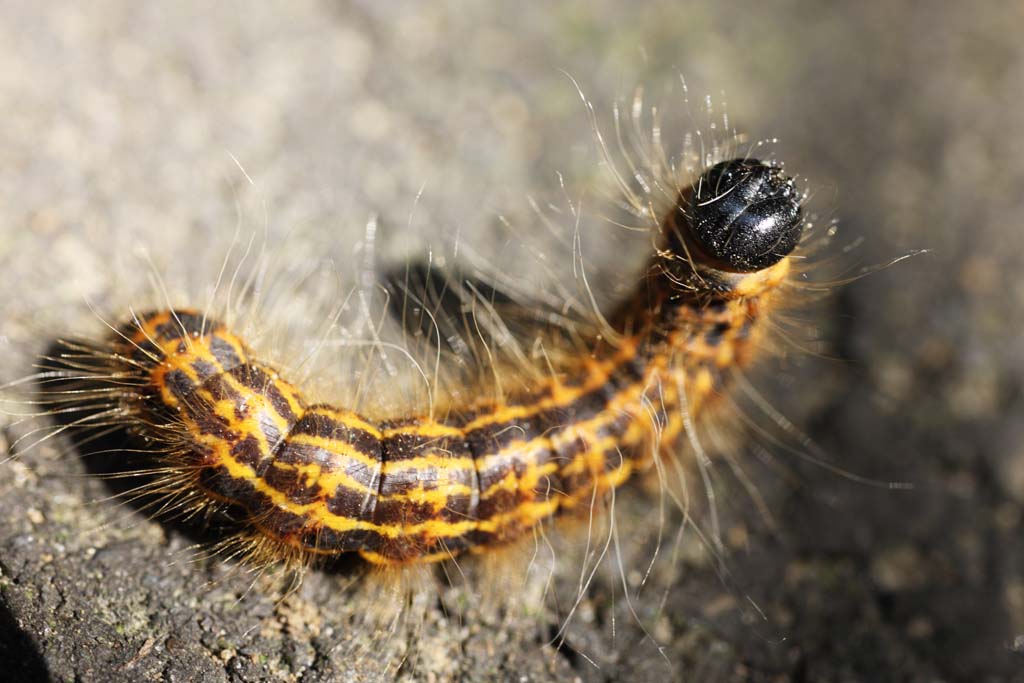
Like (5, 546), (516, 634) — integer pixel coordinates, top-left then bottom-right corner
(30, 156), (806, 572)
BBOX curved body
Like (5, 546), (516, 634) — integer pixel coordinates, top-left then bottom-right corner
(119, 256), (789, 565)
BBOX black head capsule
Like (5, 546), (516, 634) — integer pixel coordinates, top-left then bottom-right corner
(687, 158), (804, 273)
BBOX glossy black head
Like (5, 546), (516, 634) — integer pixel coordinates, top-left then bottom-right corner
(686, 158), (804, 273)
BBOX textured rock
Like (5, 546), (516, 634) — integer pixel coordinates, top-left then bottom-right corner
(1, 2), (1023, 681)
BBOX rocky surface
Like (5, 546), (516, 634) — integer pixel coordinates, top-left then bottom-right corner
(1, 2), (1023, 681)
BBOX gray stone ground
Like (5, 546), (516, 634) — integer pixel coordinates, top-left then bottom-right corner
(2, 2), (1023, 681)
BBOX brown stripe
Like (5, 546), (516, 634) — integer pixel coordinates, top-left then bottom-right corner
(201, 372), (246, 420)
(197, 465), (265, 510)
(375, 535), (432, 562)
(377, 465), (432, 497)
(302, 525), (384, 554)
(254, 506), (307, 542)
(228, 363), (300, 425)
(122, 335), (164, 366)
(324, 481), (372, 519)
(230, 435), (265, 470)
(550, 434), (593, 498)
(262, 462), (323, 505)
(186, 398), (236, 446)
(163, 368), (197, 403)
(209, 334), (245, 371)
(294, 408), (381, 458)
(378, 428), (455, 462)
(371, 496), (437, 527)
(152, 311), (212, 343)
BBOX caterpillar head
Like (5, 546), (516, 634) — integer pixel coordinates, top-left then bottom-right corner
(663, 158), (805, 292)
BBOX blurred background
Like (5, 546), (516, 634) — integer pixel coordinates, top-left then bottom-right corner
(1, 2), (1022, 681)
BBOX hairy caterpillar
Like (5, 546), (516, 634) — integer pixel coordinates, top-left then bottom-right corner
(30, 157), (805, 573)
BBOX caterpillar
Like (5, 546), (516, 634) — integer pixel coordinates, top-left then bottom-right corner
(32, 156), (805, 572)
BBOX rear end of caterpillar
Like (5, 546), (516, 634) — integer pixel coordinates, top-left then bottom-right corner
(96, 157), (805, 568)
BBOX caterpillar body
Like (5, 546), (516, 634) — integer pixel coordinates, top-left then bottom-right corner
(54, 157), (805, 569)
